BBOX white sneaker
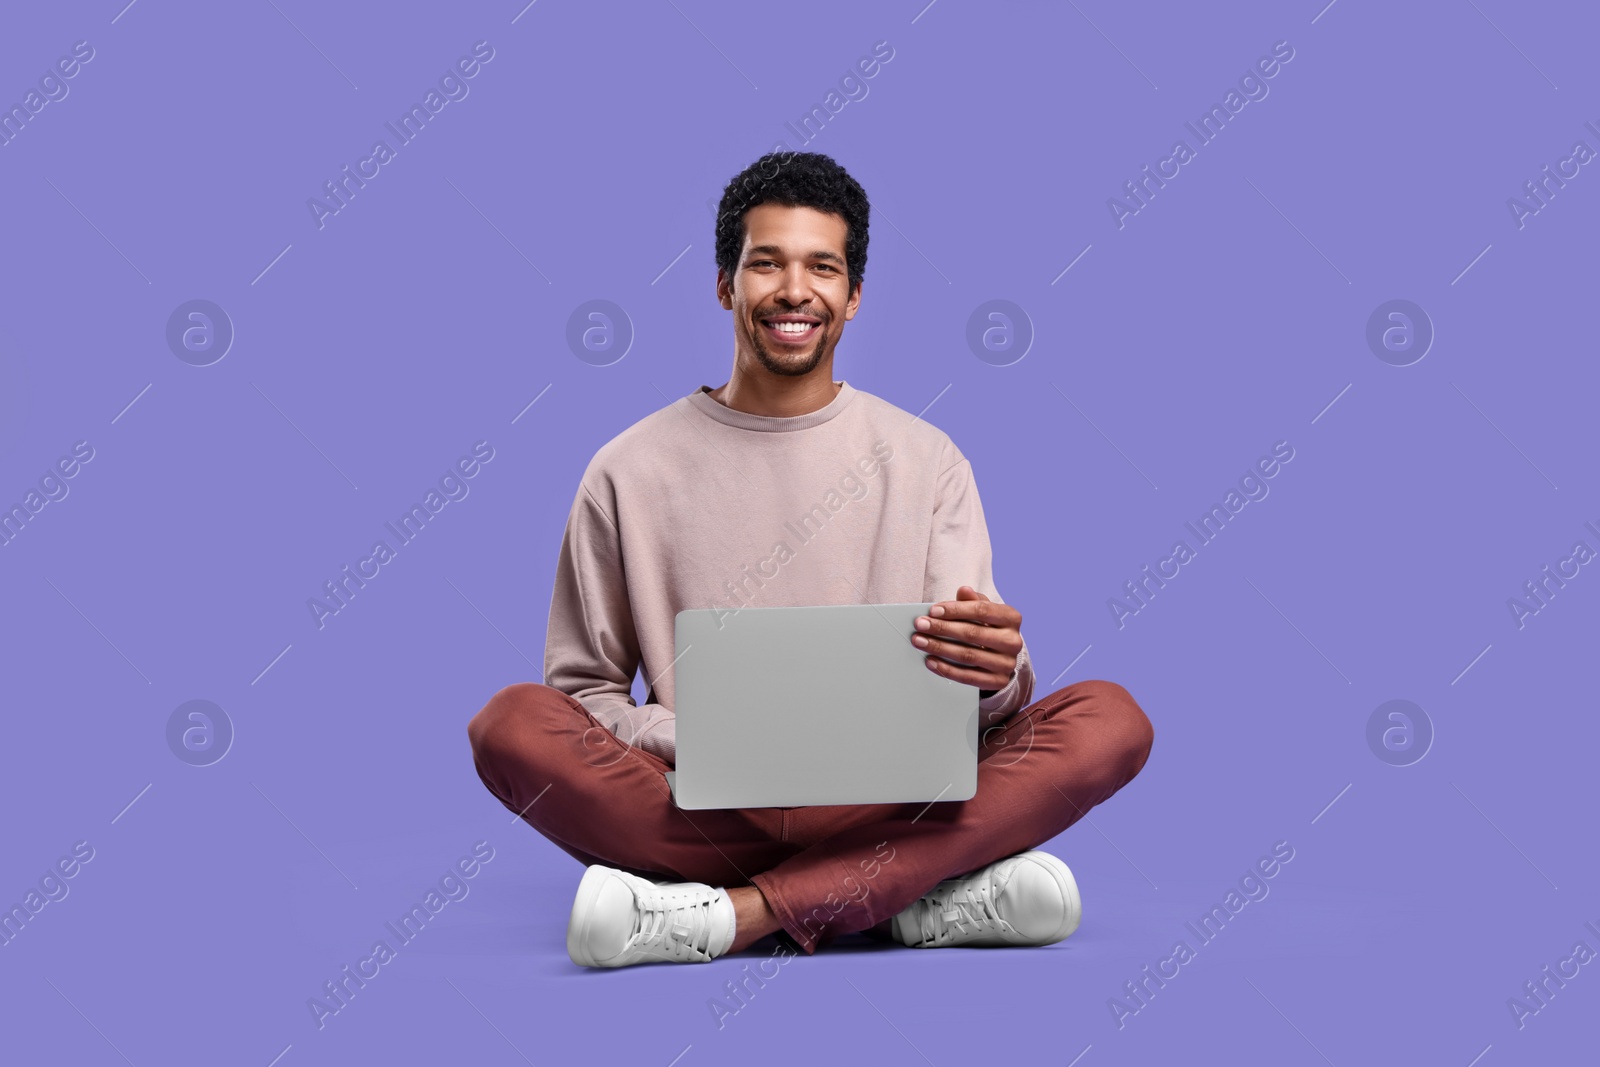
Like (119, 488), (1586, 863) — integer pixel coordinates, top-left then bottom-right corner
(566, 865), (737, 968)
(891, 850), (1082, 948)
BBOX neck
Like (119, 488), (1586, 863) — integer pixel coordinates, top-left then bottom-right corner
(709, 357), (840, 417)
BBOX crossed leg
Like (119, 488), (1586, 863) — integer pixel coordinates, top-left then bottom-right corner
(468, 679), (1153, 954)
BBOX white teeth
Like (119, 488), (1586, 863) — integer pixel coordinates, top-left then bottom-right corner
(768, 321), (816, 334)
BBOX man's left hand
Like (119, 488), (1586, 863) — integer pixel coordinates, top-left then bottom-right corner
(910, 585), (1022, 692)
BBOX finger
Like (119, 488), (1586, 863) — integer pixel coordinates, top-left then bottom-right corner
(914, 634), (1015, 675)
(923, 652), (1011, 690)
(926, 598), (1021, 630)
(915, 618), (1023, 656)
(928, 587), (977, 619)
(934, 588), (985, 620)
(921, 604), (1017, 639)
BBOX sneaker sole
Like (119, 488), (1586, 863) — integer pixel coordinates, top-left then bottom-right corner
(892, 851), (1083, 948)
(567, 865), (620, 967)
(1019, 851), (1082, 945)
(890, 903), (919, 947)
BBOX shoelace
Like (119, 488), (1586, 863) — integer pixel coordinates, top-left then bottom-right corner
(920, 884), (1006, 945)
(631, 890), (716, 960)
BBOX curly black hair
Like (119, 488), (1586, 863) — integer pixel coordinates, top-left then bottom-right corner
(714, 151), (871, 295)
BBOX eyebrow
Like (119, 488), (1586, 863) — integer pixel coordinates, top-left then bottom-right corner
(744, 245), (847, 267)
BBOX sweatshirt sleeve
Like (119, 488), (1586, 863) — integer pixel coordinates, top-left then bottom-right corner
(545, 478), (678, 766)
(923, 443), (1036, 728)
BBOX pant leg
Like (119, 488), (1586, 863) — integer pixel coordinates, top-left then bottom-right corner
(748, 679), (1154, 953)
(468, 682), (799, 887)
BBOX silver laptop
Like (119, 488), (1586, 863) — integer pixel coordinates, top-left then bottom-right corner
(663, 603), (978, 810)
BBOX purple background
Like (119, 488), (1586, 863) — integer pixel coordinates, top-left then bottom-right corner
(2, 0), (1595, 1063)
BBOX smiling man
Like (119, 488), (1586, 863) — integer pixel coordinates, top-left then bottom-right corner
(468, 152), (1154, 968)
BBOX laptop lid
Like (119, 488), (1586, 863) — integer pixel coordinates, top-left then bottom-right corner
(668, 603), (978, 810)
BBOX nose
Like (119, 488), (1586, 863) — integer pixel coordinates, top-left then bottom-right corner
(775, 262), (812, 307)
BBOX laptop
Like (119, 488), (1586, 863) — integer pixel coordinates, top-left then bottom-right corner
(663, 602), (979, 810)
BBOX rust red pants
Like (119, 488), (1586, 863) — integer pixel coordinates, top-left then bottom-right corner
(467, 680), (1153, 954)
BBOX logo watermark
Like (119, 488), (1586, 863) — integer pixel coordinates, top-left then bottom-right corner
(308, 41), (496, 229)
(706, 38), (897, 229)
(1365, 299), (1433, 367)
(708, 840), (896, 1029)
(1507, 121), (1599, 230)
(0, 841), (96, 949)
(1108, 840), (1295, 1029)
(966, 300), (1033, 367)
(1107, 441), (1295, 629)
(307, 841), (495, 1029)
(708, 439), (895, 630)
(1506, 919), (1599, 1030)
(0, 440), (96, 550)
(1507, 522), (1597, 630)
(1108, 40), (1296, 229)
(778, 41), (895, 149)
(166, 699), (235, 767)
(166, 300), (235, 366)
(1365, 699), (1433, 767)
(566, 300), (634, 366)
(308, 441), (495, 629)
(0, 40), (95, 151)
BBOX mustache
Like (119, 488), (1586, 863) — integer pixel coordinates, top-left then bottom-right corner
(755, 309), (827, 323)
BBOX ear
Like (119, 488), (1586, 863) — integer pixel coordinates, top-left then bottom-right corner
(844, 278), (863, 321)
(716, 269), (733, 310)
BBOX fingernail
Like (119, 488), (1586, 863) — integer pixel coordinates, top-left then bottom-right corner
(912, 635), (928, 648)
(915, 617), (930, 630)
(931, 606), (945, 617)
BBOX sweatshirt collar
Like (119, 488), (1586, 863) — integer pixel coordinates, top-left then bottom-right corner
(686, 380), (856, 432)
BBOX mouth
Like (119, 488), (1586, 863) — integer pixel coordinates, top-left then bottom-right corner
(759, 315), (823, 345)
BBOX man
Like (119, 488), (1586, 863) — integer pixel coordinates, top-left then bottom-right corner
(468, 152), (1153, 968)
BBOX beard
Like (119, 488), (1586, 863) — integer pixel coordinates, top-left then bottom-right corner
(750, 314), (829, 377)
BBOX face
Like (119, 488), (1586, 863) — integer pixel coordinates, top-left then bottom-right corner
(717, 203), (861, 378)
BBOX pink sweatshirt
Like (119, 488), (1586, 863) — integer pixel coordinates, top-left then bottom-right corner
(544, 380), (1035, 766)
